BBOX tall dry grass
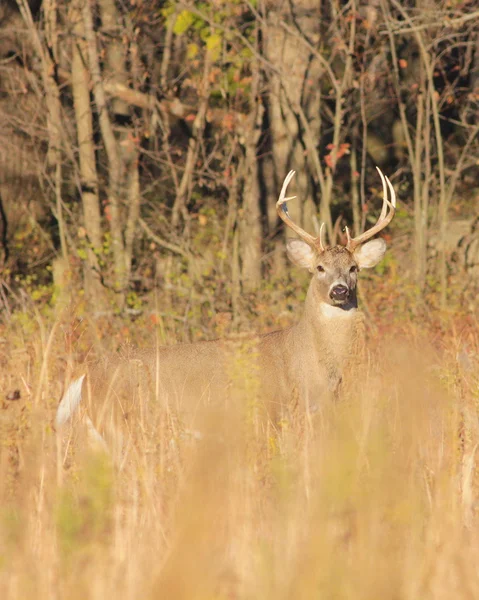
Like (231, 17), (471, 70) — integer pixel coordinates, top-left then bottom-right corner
(0, 279), (479, 600)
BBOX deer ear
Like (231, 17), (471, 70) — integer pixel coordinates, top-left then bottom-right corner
(286, 240), (316, 271)
(353, 238), (387, 269)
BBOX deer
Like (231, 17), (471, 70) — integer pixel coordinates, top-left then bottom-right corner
(55, 168), (396, 442)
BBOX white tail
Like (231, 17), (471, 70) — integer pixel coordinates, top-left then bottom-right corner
(55, 375), (85, 427)
(56, 168), (397, 433)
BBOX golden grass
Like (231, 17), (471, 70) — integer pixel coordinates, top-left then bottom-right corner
(1, 289), (479, 600)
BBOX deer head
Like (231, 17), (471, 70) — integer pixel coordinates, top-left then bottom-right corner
(277, 168), (396, 311)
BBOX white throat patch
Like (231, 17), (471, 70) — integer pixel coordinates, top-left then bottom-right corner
(320, 303), (357, 320)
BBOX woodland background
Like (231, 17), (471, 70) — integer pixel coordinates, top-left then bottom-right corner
(0, 2), (479, 599)
(0, 0), (478, 321)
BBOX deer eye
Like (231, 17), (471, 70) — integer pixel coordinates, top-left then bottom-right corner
(350, 265), (358, 273)
(317, 265), (325, 273)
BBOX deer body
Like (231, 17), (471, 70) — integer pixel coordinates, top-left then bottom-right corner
(256, 288), (365, 413)
(61, 302), (363, 436)
(56, 169), (396, 437)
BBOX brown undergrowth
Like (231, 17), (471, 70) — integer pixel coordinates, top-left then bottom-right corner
(1, 274), (479, 599)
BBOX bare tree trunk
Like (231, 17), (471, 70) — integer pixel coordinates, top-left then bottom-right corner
(231, 226), (240, 329)
(98, 0), (130, 121)
(83, 0), (126, 297)
(419, 73), (431, 291)
(124, 160), (140, 281)
(263, 0), (356, 246)
(42, 0), (68, 265)
(390, 0), (447, 304)
(262, 0), (321, 234)
(321, 0), (356, 241)
(123, 27), (144, 286)
(412, 59), (427, 291)
(240, 152), (262, 290)
(382, 0), (428, 292)
(240, 32), (263, 291)
(415, 34), (447, 308)
(96, 0), (142, 293)
(97, 0), (141, 268)
(70, 0), (104, 302)
(172, 55), (211, 228)
(350, 138), (361, 237)
(16, 0), (68, 263)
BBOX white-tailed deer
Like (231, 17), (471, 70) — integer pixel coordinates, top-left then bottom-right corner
(56, 168), (396, 439)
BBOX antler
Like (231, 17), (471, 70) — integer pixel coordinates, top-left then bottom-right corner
(276, 170), (326, 252)
(277, 168), (396, 253)
(345, 167), (396, 252)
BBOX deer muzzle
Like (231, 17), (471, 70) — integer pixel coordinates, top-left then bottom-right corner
(329, 283), (350, 303)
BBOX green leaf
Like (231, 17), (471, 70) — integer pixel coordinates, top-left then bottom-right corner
(206, 32), (222, 51)
(173, 10), (194, 35)
(187, 43), (199, 59)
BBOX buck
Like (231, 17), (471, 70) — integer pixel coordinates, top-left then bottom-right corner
(56, 168), (396, 438)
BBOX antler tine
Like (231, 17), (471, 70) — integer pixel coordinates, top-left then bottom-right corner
(345, 167), (396, 252)
(319, 222), (326, 251)
(377, 166), (389, 222)
(276, 170), (325, 251)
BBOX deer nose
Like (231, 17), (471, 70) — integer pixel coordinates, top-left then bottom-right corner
(330, 284), (349, 301)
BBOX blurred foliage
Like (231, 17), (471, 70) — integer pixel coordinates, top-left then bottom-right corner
(0, 0), (477, 313)
(57, 452), (114, 557)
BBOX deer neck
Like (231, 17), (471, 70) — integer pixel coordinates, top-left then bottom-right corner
(297, 279), (362, 357)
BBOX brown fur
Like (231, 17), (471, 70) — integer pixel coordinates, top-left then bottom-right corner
(74, 246), (370, 438)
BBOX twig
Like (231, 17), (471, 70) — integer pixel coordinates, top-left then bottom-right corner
(138, 218), (191, 260)
(383, 11), (479, 36)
